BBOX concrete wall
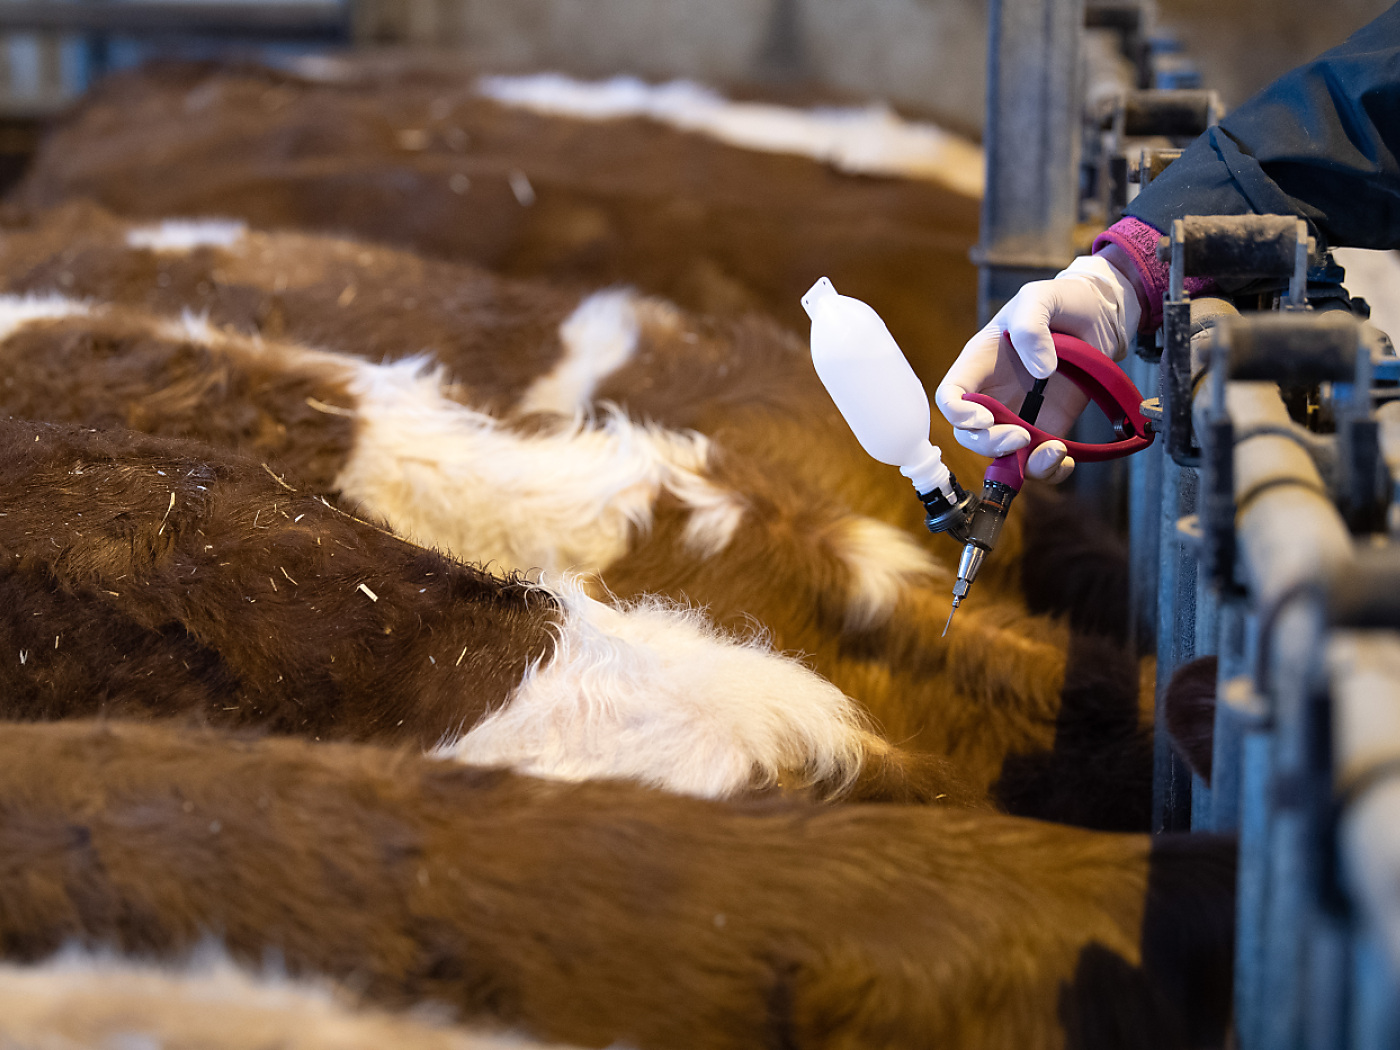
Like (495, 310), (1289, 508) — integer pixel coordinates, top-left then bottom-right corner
(355, 0), (989, 136)
(356, 0), (1395, 137)
(781, 0), (986, 131)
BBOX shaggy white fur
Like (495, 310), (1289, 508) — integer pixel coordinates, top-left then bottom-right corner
(0, 293), (89, 341)
(143, 310), (742, 572)
(0, 294), (756, 576)
(477, 72), (985, 197)
(0, 946), (586, 1050)
(337, 355), (743, 572)
(519, 288), (642, 416)
(125, 219), (249, 253)
(442, 576), (871, 798)
(831, 516), (948, 631)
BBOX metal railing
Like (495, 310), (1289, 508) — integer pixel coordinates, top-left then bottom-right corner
(0, 0), (350, 118)
(979, 3), (1400, 1044)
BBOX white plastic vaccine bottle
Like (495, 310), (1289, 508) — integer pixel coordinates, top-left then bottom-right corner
(801, 276), (952, 497)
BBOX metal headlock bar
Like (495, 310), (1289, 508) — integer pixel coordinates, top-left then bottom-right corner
(982, 3), (1400, 1045)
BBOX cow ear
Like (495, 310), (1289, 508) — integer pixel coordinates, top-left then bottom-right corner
(1164, 656), (1218, 786)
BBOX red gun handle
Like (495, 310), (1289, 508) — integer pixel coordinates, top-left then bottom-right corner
(961, 332), (1155, 464)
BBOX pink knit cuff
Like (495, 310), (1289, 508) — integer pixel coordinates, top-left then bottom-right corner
(1093, 216), (1217, 331)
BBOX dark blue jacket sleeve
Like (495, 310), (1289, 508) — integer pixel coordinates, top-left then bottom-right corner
(1126, 3), (1400, 250)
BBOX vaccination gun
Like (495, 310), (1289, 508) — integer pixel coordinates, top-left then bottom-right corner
(802, 277), (1154, 632)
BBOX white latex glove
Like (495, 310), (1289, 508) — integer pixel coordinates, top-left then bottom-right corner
(934, 252), (1142, 483)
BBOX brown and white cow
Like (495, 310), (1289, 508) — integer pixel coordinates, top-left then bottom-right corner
(0, 719), (1236, 1050)
(0, 295), (1146, 824)
(8, 60), (981, 388)
(0, 415), (983, 804)
(0, 200), (1013, 594)
(0, 200), (1132, 630)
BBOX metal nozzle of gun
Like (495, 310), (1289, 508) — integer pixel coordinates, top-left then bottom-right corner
(943, 478), (1019, 633)
(801, 284), (1157, 641)
(922, 377), (1048, 635)
(923, 474), (1019, 635)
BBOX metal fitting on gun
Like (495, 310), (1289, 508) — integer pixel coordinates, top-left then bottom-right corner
(918, 472), (978, 542)
(943, 478), (1021, 636)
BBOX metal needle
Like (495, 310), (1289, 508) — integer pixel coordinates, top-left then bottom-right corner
(942, 598), (960, 637)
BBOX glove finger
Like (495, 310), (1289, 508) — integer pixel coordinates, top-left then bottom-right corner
(1045, 454), (1076, 485)
(1003, 294), (1060, 380)
(936, 322), (1006, 428)
(954, 422), (1031, 457)
(934, 382), (996, 430)
(1026, 440), (1068, 481)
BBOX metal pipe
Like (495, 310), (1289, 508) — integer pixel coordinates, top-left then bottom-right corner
(1194, 382), (1352, 609)
(1209, 606), (1262, 833)
(1190, 375), (1355, 1050)
(1373, 401), (1400, 538)
(1126, 352), (1160, 650)
(1253, 595), (1327, 1050)
(1154, 452), (1197, 831)
(1333, 632), (1400, 975)
(975, 0), (1085, 322)
(0, 2), (349, 39)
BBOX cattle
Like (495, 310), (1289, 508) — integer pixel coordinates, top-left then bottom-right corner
(0, 415), (986, 805)
(0, 200), (1010, 593)
(0, 202), (1131, 641)
(0, 947), (581, 1050)
(0, 719), (1236, 1050)
(0, 56), (1229, 1049)
(8, 60), (981, 389)
(0, 298), (1146, 824)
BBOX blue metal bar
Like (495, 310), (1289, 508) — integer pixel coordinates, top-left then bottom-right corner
(975, 0), (1085, 323)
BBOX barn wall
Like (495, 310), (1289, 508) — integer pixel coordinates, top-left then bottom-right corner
(351, 0), (1394, 139)
(352, 0), (990, 136)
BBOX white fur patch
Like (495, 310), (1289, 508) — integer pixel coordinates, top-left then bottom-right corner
(286, 53), (356, 83)
(441, 577), (869, 798)
(0, 946), (584, 1050)
(518, 288), (641, 416)
(335, 356), (743, 573)
(0, 293), (90, 341)
(148, 314), (743, 571)
(831, 517), (949, 631)
(171, 310), (224, 345)
(126, 219), (249, 253)
(478, 73), (985, 196)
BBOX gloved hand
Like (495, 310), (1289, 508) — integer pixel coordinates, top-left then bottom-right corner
(935, 251), (1142, 483)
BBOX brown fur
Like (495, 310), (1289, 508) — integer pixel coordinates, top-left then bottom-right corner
(611, 295), (1020, 589)
(0, 200), (578, 419)
(0, 719), (1236, 1050)
(0, 416), (554, 745)
(605, 454), (1156, 819)
(0, 310), (357, 492)
(0, 416), (976, 806)
(7, 60), (980, 390)
(2, 67), (1129, 632)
